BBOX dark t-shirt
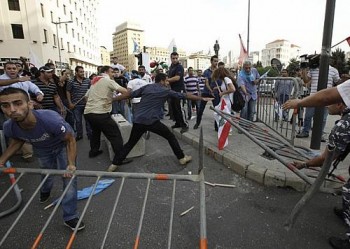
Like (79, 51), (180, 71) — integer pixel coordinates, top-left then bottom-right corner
(168, 63), (184, 92)
(131, 83), (186, 125)
(3, 109), (73, 149)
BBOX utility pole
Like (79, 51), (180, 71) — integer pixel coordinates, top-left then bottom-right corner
(52, 19), (73, 72)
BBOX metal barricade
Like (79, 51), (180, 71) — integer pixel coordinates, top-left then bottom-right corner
(256, 77), (299, 145)
(0, 131), (208, 249)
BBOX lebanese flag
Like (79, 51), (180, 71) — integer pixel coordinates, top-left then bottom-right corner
(215, 98), (231, 150)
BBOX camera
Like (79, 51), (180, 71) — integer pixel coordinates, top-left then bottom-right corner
(299, 54), (320, 69)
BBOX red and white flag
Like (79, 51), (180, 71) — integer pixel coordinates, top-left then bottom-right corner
(214, 98), (231, 150)
(238, 34), (248, 66)
(346, 36), (350, 46)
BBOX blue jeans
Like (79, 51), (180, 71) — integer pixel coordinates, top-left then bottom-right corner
(73, 105), (92, 138)
(302, 107), (328, 134)
(241, 98), (256, 121)
(35, 145), (78, 221)
(187, 99), (200, 119)
(196, 92), (220, 127)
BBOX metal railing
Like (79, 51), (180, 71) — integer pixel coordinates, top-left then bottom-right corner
(256, 77), (299, 145)
(0, 130), (208, 249)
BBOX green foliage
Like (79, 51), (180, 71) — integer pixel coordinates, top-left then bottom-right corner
(331, 48), (347, 74)
(257, 66), (279, 77)
(286, 58), (300, 76)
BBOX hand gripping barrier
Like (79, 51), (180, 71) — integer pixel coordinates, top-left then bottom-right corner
(0, 129), (208, 249)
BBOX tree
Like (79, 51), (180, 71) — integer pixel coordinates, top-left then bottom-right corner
(286, 58), (300, 76)
(331, 48), (346, 74)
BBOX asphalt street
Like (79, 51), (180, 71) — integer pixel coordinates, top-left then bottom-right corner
(0, 131), (346, 249)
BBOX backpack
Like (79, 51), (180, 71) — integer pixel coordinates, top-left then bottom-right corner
(222, 78), (245, 112)
(232, 85), (246, 112)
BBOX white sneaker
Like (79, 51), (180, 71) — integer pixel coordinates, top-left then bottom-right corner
(107, 164), (118, 172)
(179, 155), (192, 165)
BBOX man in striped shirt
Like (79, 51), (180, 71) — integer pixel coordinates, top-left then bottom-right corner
(297, 63), (340, 141)
(33, 66), (65, 115)
(66, 66), (92, 141)
(184, 67), (199, 120)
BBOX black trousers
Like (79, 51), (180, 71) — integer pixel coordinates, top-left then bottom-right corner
(84, 113), (123, 162)
(113, 120), (184, 165)
(170, 97), (187, 127)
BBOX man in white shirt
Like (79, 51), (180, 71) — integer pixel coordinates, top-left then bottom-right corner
(110, 57), (125, 73)
(127, 71), (150, 114)
(138, 65), (152, 84)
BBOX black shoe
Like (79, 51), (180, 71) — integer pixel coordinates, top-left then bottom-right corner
(121, 158), (133, 165)
(76, 135), (83, 141)
(193, 124), (199, 130)
(321, 135), (327, 142)
(64, 218), (85, 231)
(40, 192), (50, 203)
(171, 124), (181, 129)
(329, 236), (350, 249)
(334, 207), (345, 222)
(180, 126), (189, 134)
(296, 132), (309, 138)
(89, 150), (103, 158)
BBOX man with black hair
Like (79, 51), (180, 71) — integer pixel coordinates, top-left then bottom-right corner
(84, 66), (131, 166)
(66, 66), (91, 141)
(194, 55), (219, 130)
(167, 52), (188, 133)
(107, 73), (213, 172)
(138, 65), (152, 83)
(297, 58), (340, 141)
(0, 87), (84, 231)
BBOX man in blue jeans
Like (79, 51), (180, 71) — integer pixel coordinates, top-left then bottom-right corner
(0, 87), (84, 231)
(66, 66), (92, 141)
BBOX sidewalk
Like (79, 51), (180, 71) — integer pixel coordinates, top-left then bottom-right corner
(162, 105), (349, 192)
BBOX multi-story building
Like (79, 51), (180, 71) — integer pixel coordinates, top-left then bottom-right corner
(261, 39), (301, 67)
(0, 0), (100, 76)
(179, 51), (210, 71)
(248, 51), (260, 65)
(110, 21), (144, 71)
(100, 46), (110, 65)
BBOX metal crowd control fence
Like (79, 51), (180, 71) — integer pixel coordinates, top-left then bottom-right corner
(0, 130), (23, 218)
(256, 77), (299, 145)
(0, 130), (208, 249)
(211, 107), (338, 193)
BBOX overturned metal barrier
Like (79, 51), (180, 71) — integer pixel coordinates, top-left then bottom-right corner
(0, 130), (208, 249)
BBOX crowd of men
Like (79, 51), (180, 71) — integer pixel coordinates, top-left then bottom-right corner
(1, 52), (350, 249)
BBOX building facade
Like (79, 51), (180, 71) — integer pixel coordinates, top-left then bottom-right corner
(0, 0), (100, 76)
(179, 51), (211, 71)
(100, 46), (110, 65)
(110, 21), (144, 71)
(261, 39), (301, 67)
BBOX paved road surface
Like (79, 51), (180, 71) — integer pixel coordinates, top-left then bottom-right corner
(0, 132), (346, 248)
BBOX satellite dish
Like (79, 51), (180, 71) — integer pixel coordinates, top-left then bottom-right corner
(271, 58), (282, 72)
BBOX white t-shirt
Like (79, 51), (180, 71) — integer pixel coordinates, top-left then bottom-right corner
(127, 78), (150, 103)
(337, 79), (350, 107)
(220, 77), (234, 104)
(142, 74), (152, 84)
(111, 63), (125, 72)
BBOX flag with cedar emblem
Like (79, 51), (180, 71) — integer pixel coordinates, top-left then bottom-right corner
(214, 98), (231, 150)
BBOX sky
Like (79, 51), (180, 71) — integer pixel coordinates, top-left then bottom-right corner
(97, 0), (349, 58)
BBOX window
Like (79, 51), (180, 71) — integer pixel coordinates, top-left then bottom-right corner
(56, 0), (59, 7)
(50, 11), (53, 22)
(65, 24), (68, 34)
(60, 38), (64, 49)
(77, 33), (80, 41)
(11, 24), (24, 39)
(40, 3), (44, 17)
(63, 5), (66, 15)
(72, 28), (75, 38)
(53, 34), (57, 46)
(67, 42), (70, 52)
(73, 45), (76, 52)
(76, 17), (78, 26)
(70, 11), (73, 20)
(43, 29), (48, 43)
(74, 2), (77, 10)
(8, 0), (20, 11)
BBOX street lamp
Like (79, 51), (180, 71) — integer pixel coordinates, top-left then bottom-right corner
(52, 19), (73, 71)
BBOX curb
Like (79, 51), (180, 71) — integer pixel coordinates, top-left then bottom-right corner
(169, 126), (342, 192)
